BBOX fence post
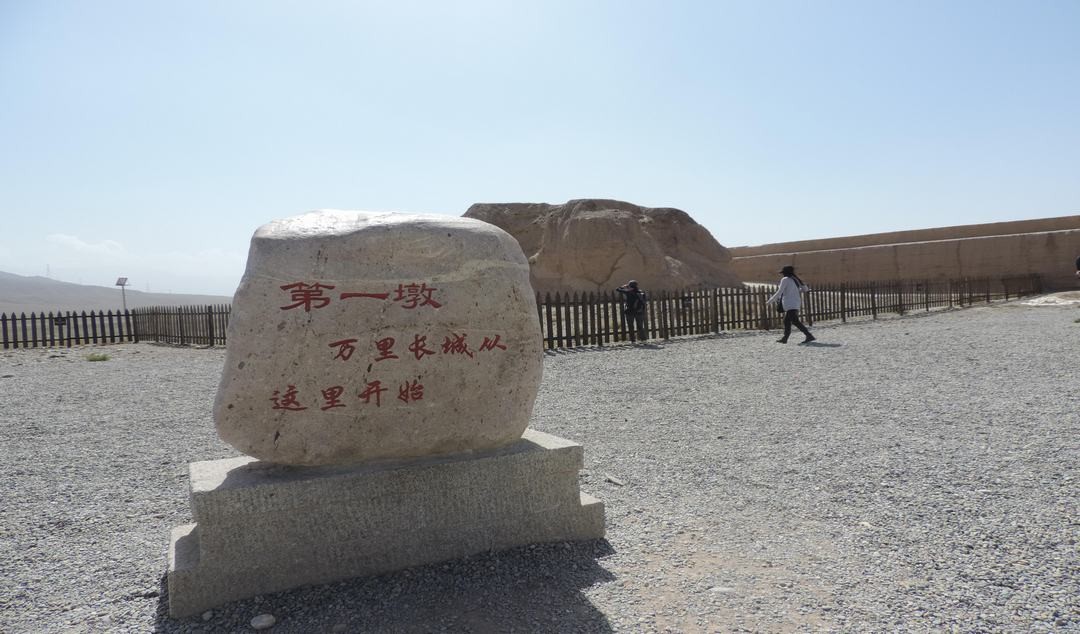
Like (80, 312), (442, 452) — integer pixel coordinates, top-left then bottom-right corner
(709, 288), (718, 334)
(591, 293), (600, 347)
(29, 312), (39, 348)
(72, 312), (82, 346)
(535, 291), (543, 335)
(591, 292), (599, 345)
(568, 292), (578, 348)
(223, 305), (231, 346)
(578, 292), (587, 346)
(537, 293), (548, 349)
(755, 287), (766, 330)
(660, 291), (670, 340)
(87, 310), (98, 344)
(205, 306), (214, 347)
(870, 282), (878, 319)
(129, 309), (139, 343)
(556, 292), (565, 348)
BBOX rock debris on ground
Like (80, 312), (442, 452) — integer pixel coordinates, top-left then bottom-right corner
(1, 299), (1078, 633)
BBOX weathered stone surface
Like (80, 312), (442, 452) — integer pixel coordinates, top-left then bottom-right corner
(464, 199), (743, 294)
(214, 210), (543, 466)
(166, 429), (605, 618)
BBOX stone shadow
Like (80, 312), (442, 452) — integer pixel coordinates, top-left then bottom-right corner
(155, 539), (616, 633)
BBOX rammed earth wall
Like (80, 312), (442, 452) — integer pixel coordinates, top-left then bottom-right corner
(730, 215), (1080, 291)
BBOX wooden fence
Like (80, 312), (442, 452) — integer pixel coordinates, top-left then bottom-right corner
(0, 305), (231, 349)
(129, 305), (231, 347)
(0, 310), (135, 349)
(534, 275), (1042, 349)
(0, 276), (1041, 350)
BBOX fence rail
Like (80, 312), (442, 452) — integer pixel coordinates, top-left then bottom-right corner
(0, 276), (1041, 350)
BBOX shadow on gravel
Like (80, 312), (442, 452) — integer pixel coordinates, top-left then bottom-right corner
(155, 539), (617, 633)
(543, 333), (737, 355)
(800, 341), (843, 348)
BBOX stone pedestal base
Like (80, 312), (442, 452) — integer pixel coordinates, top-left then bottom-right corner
(166, 429), (604, 618)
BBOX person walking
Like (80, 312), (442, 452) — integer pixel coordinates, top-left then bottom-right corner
(767, 265), (815, 344)
(615, 279), (648, 342)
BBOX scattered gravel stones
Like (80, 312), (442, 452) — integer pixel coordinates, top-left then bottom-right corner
(250, 613), (276, 629)
(1, 300), (1077, 632)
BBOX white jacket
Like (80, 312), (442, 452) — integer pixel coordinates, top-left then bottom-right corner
(767, 276), (808, 311)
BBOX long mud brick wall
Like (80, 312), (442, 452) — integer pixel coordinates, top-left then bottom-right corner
(730, 215), (1080, 291)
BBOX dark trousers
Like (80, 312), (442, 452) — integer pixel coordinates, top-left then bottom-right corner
(626, 310), (647, 342)
(783, 309), (811, 340)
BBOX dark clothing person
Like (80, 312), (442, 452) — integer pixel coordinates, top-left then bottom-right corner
(766, 265), (815, 344)
(616, 280), (648, 342)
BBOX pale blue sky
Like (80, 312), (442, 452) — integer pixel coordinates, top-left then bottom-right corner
(2, 0), (1077, 296)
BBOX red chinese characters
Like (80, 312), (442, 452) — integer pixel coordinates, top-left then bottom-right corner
(393, 283), (442, 309)
(397, 379), (424, 403)
(329, 338), (358, 361)
(374, 337), (399, 362)
(273, 275), (506, 414)
(408, 334), (437, 360)
(358, 380), (387, 407)
(272, 381), (432, 412)
(280, 282), (335, 312)
(441, 333), (474, 358)
(339, 292), (390, 301)
(270, 385), (307, 411)
(479, 334), (507, 352)
(320, 386), (346, 410)
(280, 281), (443, 311)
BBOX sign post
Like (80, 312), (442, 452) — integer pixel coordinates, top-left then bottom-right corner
(115, 277), (129, 311)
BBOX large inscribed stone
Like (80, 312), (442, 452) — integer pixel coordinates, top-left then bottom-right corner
(214, 210), (543, 466)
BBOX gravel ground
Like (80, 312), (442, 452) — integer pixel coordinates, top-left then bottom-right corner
(1, 298), (1078, 633)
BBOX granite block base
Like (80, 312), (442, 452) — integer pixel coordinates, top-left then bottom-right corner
(166, 429), (604, 617)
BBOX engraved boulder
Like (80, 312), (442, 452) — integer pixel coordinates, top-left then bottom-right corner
(214, 210), (544, 466)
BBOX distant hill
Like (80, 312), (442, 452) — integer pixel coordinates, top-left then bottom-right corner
(0, 271), (233, 315)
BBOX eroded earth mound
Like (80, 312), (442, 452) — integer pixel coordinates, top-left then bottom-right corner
(464, 199), (742, 295)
